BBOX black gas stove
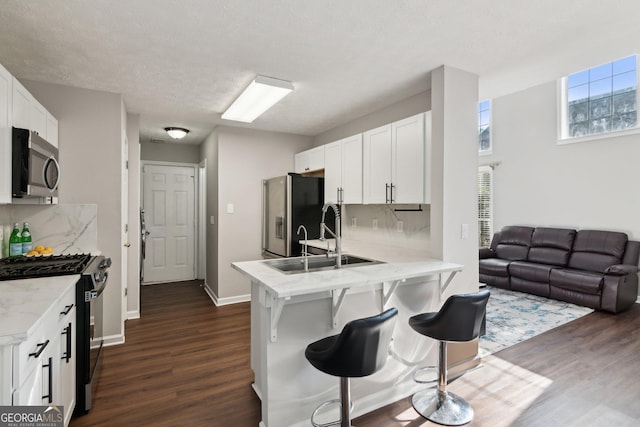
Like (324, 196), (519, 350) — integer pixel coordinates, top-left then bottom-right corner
(0, 252), (111, 416)
(0, 253), (94, 280)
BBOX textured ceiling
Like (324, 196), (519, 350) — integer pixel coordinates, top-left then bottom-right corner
(0, 0), (639, 145)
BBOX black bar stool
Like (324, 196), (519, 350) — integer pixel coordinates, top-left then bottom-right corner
(305, 307), (398, 427)
(408, 290), (490, 426)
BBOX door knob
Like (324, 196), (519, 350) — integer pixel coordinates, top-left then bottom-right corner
(124, 243), (131, 248)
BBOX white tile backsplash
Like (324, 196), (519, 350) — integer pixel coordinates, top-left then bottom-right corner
(342, 204), (430, 255)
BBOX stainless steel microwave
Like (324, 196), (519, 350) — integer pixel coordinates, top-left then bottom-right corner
(12, 127), (60, 198)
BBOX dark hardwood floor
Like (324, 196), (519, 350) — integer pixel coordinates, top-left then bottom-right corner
(70, 281), (640, 426)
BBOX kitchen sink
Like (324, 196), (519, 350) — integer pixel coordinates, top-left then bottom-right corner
(264, 254), (382, 274)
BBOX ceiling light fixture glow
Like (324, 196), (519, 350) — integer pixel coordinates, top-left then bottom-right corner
(221, 75), (294, 123)
(165, 127), (190, 139)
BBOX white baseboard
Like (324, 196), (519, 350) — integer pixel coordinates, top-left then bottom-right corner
(127, 310), (140, 320)
(102, 333), (125, 347)
(203, 282), (250, 306)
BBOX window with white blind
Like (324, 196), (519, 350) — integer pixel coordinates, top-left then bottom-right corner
(478, 166), (493, 248)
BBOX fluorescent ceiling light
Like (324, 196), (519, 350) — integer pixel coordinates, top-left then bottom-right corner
(222, 75), (294, 123)
(165, 127), (189, 139)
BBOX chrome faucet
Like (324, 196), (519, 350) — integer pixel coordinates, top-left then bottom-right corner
(297, 225), (309, 272)
(319, 203), (342, 268)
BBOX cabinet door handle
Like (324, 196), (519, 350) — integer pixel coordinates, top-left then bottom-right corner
(29, 340), (50, 358)
(42, 356), (53, 403)
(390, 183), (395, 203)
(340, 188), (344, 204)
(60, 304), (74, 315)
(61, 323), (72, 363)
(385, 183), (390, 203)
(336, 188), (340, 204)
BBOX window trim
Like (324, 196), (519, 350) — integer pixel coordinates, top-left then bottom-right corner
(558, 55), (639, 144)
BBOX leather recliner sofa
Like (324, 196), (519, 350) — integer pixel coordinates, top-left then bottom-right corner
(479, 226), (640, 313)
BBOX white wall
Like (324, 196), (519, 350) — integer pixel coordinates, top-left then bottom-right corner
(485, 80), (640, 241)
(313, 90), (430, 146)
(141, 141), (200, 163)
(200, 128), (219, 296)
(431, 66), (479, 296)
(214, 126), (311, 302)
(126, 113), (141, 319)
(22, 80), (125, 342)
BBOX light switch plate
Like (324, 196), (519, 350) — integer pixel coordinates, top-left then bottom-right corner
(461, 223), (469, 239)
(227, 203), (234, 214)
(351, 217), (357, 227)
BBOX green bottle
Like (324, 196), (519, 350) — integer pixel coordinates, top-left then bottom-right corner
(21, 222), (33, 254)
(9, 223), (23, 257)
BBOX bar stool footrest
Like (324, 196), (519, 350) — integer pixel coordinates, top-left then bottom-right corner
(311, 398), (354, 427)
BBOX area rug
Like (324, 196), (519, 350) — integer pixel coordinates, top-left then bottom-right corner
(479, 286), (594, 357)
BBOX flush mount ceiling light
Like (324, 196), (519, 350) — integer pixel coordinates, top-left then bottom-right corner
(221, 75), (294, 123)
(164, 127), (190, 139)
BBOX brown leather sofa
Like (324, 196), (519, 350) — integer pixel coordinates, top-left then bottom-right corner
(479, 226), (640, 313)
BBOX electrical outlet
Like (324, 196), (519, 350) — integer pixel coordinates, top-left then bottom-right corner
(397, 221), (403, 232)
(372, 219), (378, 230)
(351, 217), (357, 227)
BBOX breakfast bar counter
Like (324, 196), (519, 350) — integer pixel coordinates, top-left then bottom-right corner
(232, 253), (473, 427)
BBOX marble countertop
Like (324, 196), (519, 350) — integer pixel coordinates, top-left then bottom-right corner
(232, 241), (462, 299)
(0, 275), (78, 346)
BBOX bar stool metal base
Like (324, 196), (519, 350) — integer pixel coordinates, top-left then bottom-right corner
(412, 388), (473, 426)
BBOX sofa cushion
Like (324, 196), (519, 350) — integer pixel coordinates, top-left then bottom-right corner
(549, 268), (604, 295)
(479, 258), (511, 277)
(527, 227), (576, 266)
(568, 230), (628, 273)
(509, 261), (554, 283)
(494, 226), (534, 261)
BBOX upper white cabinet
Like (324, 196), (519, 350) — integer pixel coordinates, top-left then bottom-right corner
(12, 78), (30, 130)
(0, 66), (59, 204)
(324, 134), (363, 204)
(294, 146), (324, 174)
(46, 112), (59, 147)
(0, 64), (11, 204)
(29, 97), (47, 137)
(363, 112), (426, 204)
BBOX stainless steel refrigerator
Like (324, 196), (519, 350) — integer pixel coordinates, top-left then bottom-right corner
(262, 173), (335, 258)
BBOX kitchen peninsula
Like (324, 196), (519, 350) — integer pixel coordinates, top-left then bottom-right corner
(232, 247), (473, 427)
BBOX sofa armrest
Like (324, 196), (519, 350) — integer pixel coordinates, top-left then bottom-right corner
(601, 267), (639, 313)
(479, 248), (496, 259)
(604, 264), (639, 276)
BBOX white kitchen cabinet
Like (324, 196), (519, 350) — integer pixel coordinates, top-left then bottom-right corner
(324, 134), (362, 204)
(294, 146), (324, 174)
(12, 77), (30, 130)
(0, 64), (11, 204)
(363, 112), (426, 204)
(30, 97), (47, 137)
(4, 282), (76, 426)
(46, 112), (59, 147)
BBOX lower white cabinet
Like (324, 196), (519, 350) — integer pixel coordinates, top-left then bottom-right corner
(4, 284), (76, 426)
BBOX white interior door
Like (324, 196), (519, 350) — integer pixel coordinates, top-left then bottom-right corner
(142, 163), (196, 284)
